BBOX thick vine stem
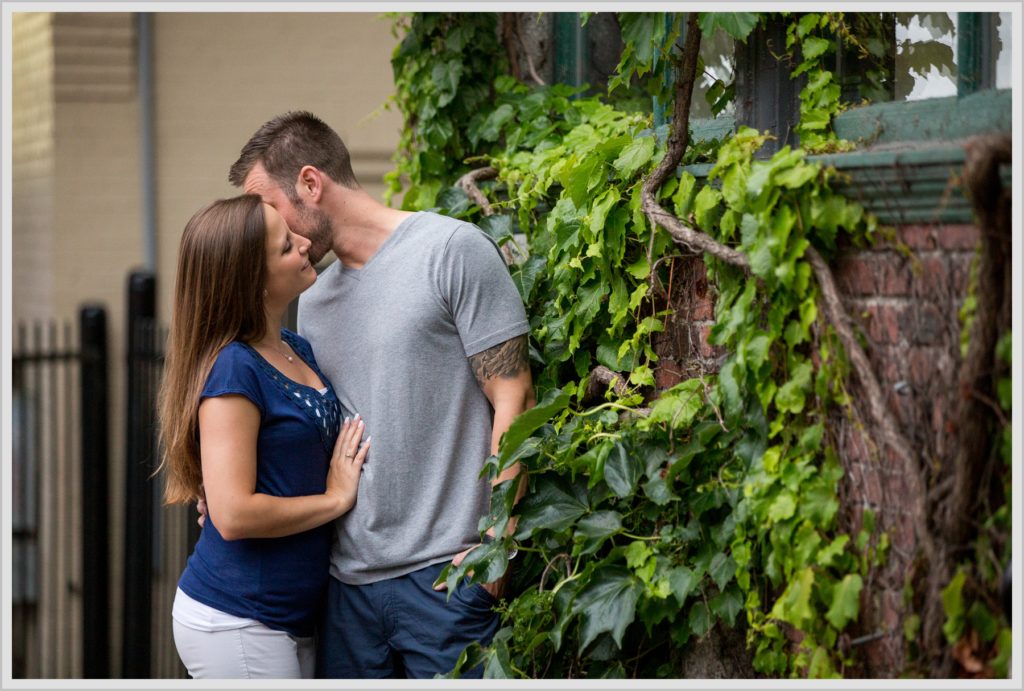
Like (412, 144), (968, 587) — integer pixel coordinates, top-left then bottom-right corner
(944, 133), (1011, 549)
(806, 247), (934, 547)
(639, 14), (929, 548)
(584, 365), (629, 403)
(638, 14), (943, 671)
(806, 250), (916, 466)
(922, 133), (1012, 672)
(457, 166), (498, 216)
(640, 15), (750, 270)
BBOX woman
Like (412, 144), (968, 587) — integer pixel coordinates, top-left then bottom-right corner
(157, 194), (369, 678)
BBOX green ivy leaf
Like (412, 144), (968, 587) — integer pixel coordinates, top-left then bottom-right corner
(604, 442), (642, 498)
(825, 573), (863, 630)
(514, 474), (588, 537)
(967, 601), (997, 643)
(668, 565), (698, 605)
(573, 565), (641, 651)
(807, 645), (839, 678)
(941, 569), (967, 643)
(563, 155), (604, 210)
(688, 600), (712, 637)
(710, 584), (744, 626)
(698, 12), (760, 41)
(709, 552), (737, 590)
(483, 628), (515, 678)
(499, 387), (571, 466)
(612, 135), (656, 179)
(771, 566), (815, 628)
(768, 490), (797, 522)
(642, 473), (676, 506)
(511, 255), (547, 302)
(801, 36), (833, 61)
(774, 361), (813, 414)
(576, 510), (622, 540)
(624, 540), (652, 570)
(716, 360), (743, 419)
(478, 214), (514, 244)
(817, 534), (850, 568)
(642, 379), (704, 430)
(584, 190), (619, 239)
(693, 185), (723, 229)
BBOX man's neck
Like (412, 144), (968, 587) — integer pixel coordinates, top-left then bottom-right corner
(327, 187), (415, 269)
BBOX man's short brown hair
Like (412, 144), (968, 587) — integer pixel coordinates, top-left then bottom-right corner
(228, 111), (359, 199)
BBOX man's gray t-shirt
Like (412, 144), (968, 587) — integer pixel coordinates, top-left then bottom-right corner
(297, 211), (530, 585)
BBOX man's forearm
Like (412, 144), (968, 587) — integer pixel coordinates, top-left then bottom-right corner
(488, 387), (533, 536)
(469, 334), (536, 539)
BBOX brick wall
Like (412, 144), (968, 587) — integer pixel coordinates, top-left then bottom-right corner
(834, 223), (980, 673)
(652, 223), (981, 674)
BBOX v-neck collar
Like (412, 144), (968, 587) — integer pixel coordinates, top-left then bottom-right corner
(337, 211), (420, 280)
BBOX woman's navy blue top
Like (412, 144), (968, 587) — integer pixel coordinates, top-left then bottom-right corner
(177, 329), (345, 637)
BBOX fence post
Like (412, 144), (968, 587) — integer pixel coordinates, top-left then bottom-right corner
(122, 272), (155, 678)
(80, 305), (109, 678)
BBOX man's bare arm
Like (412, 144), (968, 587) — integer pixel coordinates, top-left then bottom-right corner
(468, 334), (530, 383)
(434, 335), (535, 595)
(469, 333), (534, 503)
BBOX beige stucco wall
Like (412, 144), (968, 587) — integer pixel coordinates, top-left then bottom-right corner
(153, 12), (403, 318)
(12, 12), (56, 322)
(11, 10), (401, 677)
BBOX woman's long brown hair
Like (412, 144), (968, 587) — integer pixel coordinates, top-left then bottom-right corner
(157, 195), (268, 504)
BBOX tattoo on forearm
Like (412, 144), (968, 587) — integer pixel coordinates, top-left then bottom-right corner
(469, 335), (529, 384)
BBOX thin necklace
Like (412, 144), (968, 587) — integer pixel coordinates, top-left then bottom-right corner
(272, 339), (294, 363)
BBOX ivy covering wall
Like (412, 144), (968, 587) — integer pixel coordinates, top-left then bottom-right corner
(385, 12), (1012, 679)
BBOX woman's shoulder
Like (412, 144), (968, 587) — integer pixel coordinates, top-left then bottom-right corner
(211, 340), (256, 368)
(204, 341), (261, 392)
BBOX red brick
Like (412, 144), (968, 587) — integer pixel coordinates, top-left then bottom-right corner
(835, 255), (876, 296)
(862, 467), (884, 506)
(696, 324), (722, 359)
(917, 256), (950, 300)
(932, 395), (952, 438)
(843, 426), (873, 464)
(844, 461), (864, 487)
(911, 303), (945, 346)
(886, 391), (911, 427)
(950, 256), (973, 295)
(935, 224), (981, 251)
(909, 347), (934, 387)
(654, 359), (684, 391)
(879, 354), (902, 384)
(691, 293), (715, 321)
(898, 225), (938, 250)
(858, 303), (903, 345)
(878, 255), (912, 297)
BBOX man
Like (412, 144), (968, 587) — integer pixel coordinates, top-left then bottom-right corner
(227, 111), (534, 678)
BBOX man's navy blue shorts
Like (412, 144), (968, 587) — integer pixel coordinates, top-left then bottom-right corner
(315, 561), (500, 679)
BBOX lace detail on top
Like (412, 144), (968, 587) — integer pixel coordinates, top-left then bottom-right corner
(240, 331), (343, 455)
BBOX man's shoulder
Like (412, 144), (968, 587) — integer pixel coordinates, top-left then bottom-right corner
(404, 210), (479, 238)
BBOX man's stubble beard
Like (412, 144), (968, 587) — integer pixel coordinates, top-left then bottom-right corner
(295, 199), (334, 265)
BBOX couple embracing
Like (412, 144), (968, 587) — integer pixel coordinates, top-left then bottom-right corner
(157, 112), (535, 679)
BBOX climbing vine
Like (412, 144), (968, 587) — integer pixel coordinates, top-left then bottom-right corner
(386, 11), (1010, 679)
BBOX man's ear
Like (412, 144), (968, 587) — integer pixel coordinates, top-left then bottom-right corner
(297, 165), (323, 203)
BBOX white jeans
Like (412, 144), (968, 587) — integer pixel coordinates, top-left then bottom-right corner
(172, 619), (315, 679)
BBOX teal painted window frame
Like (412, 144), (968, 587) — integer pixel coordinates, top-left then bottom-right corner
(684, 12), (1012, 225)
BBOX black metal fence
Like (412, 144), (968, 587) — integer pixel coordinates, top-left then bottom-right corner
(12, 271), (195, 679)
